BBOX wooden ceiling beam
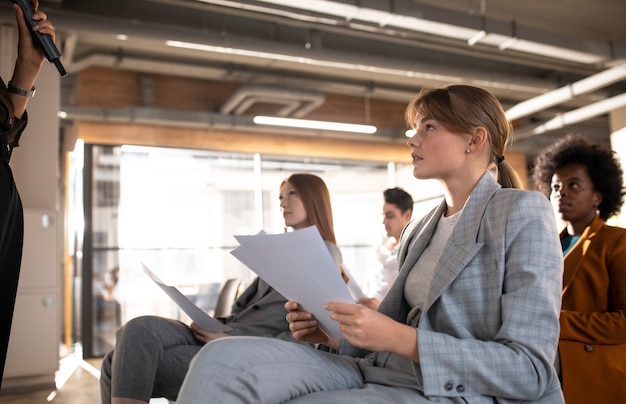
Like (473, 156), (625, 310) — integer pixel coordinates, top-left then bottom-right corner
(72, 121), (412, 163)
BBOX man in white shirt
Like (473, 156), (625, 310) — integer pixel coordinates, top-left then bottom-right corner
(365, 187), (413, 302)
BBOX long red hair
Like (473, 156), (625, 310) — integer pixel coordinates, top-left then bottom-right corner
(281, 173), (348, 282)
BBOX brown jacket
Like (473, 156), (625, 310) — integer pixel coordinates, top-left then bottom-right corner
(559, 215), (626, 404)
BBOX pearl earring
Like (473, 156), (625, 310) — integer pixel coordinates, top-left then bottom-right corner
(465, 148), (471, 154)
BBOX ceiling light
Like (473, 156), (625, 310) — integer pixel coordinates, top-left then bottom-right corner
(253, 116), (377, 134)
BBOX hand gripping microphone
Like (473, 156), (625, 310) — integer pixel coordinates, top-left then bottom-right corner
(11, 0), (67, 77)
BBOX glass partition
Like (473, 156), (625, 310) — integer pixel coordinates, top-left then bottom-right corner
(74, 145), (444, 357)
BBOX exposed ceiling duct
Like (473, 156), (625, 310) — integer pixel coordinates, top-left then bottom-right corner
(188, 0), (625, 67)
(1, 0), (624, 158)
(58, 106), (398, 138)
(514, 93), (626, 140)
(506, 63), (626, 121)
(0, 1), (610, 103)
(220, 85), (325, 117)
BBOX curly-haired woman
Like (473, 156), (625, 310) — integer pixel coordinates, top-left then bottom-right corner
(533, 134), (626, 404)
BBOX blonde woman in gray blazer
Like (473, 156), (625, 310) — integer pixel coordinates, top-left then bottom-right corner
(177, 86), (565, 403)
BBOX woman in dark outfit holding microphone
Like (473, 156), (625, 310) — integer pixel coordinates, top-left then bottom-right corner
(0, 0), (56, 385)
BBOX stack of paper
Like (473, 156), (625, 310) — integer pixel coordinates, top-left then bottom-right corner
(231, 225), (356, 340)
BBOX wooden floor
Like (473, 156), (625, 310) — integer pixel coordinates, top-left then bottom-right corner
(0, 351), (169, 404)
(0, 354), (102, 404)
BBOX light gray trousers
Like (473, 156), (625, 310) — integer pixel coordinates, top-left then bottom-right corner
(176, 336), (428, 404)
(100, 315), (202, 403)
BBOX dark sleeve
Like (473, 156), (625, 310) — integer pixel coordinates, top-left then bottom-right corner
(0, 78), (28, 159)
(223, 279), (291, 338)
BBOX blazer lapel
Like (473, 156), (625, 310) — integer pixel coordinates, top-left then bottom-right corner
(421, 172), (496, 313)
(378, 200), (446, 321)
(233, 277), (261, 310)
(380, 172), (499, 321)
(562, 216), (602, 292)
(397, 200), (447, 275)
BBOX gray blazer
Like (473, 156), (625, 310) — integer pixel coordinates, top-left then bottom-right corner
(340, 173), (565, 403)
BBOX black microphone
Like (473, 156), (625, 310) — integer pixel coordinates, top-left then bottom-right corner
(10, 0), (67, 77)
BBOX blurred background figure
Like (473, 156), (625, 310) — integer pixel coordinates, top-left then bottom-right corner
(533, 133), (626, 404)
(94, 268), (123, 335)
(106, 267), (123, 326)
(364, 187), (413, 302)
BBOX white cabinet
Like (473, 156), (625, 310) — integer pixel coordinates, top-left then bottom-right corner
(2, 210), (60, 391)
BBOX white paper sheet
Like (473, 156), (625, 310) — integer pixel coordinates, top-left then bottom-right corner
(342, 264), (367, 301)
(142, 263), (232, 332)
(230, 226), (355, 340)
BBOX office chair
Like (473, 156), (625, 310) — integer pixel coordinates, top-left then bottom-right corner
(213, 278), (241, 318)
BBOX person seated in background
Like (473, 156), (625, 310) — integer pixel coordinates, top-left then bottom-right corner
(0, 0), (56, 387)
(533, 134), (626, 404)
(175, 85), (565, 403)
(363, 187), (413, 306)
(100, 173), (346, 404)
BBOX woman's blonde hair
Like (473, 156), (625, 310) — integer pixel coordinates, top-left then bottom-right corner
(405, 85), (522, 189)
